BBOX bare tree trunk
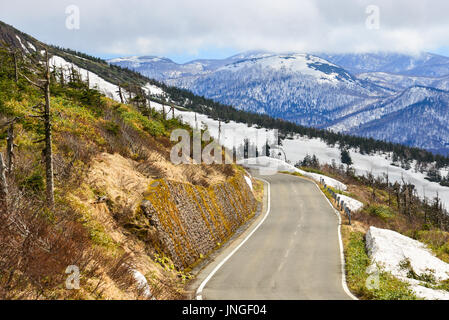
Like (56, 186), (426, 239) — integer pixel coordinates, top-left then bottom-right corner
(218, 120), (222, 144)
(6, 123), (14, 172)
(0, 153), (8, 213)
(118, 85), (124, 104)
(44, 50), (55, 208)
(60, 67), (65, 86)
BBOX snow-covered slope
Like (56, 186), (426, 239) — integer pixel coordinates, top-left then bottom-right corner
(348, 95), (449, 151)
(358, 72), (449, 92)
(282, 135), (449, 209)
(366, 226), (449, 300)
(319, 52), (449, 77)
(327, 86), (449, 149)
(50, 55), (121, 101)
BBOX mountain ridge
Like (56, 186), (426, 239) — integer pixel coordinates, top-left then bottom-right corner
(109, 50), (449, 154)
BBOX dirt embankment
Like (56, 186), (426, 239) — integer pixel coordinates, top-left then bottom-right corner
(72, 152), (259, 298)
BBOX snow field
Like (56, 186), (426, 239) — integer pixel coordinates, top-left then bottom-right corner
(366, 226), (449, 299)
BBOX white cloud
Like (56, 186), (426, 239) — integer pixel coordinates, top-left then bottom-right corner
(1, 0), (449, 58)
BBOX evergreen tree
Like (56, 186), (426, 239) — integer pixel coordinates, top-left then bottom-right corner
(341, 149), (353, 167)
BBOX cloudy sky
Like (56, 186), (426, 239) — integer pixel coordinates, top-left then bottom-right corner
(1, 0), (449, 62)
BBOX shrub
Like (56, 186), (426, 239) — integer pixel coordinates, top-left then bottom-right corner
(143, 120), (165, 137)
(20, 171), (44, 192)
(365, 204), (395, 220)
(104, 121), (120, 136)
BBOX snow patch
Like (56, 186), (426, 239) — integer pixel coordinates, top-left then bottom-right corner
(298, 169), (347, 191)
(15, 36), (29, 53)
(132, 269), (152, 299)
(244, 175), (253, 191)
(49, 55), (121, 102)
(366, 226), (449, 300)
(336, 194), (364, 212)
(238, 156), (298, 175)
(143, 83), (165, 96)
(27, 41), (36, 52)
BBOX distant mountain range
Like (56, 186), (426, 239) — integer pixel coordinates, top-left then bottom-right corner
(109, 51), (449, 155)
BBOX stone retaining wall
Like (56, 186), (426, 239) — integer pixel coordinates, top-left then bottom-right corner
(140, 174), (259, 269)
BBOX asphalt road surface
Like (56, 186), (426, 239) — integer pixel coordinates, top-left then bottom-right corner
(198, 173), (352, 300)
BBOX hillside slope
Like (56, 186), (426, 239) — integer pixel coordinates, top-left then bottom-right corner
(0, 33), (261, 299)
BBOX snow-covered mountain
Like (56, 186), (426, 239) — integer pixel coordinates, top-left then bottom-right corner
(108, 51), (272, 81)
(112, 52), (392, 126)
(357, 72), (449, 92)
(348, 94), (449, 153)
(328, 86), (448, 131)
(109, 51), (449, 154)
(318, 52), (449, 77)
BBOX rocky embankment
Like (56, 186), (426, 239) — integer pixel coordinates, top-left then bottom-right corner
(139, 174), (260, 269)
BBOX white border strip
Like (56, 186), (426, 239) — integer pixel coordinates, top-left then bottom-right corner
(196, 178), (271, 300)
(311, 182), (358, 300)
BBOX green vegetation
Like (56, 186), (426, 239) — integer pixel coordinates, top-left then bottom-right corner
(279, 171), (303, 177)
(344, 231), (417, 300)
(364, 204), (396, 221)
(399, 258), (437, 284)
(414, 230), (449, 264)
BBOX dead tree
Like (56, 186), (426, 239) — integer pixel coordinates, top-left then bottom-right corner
(127, 86), (132, 102)
(0, 153), (8, 213)
(384, 170), (391, 206)
(0, 117), (18, 173)
(4, 47), (20, 83)
(194, 112), (198, 130)
(58, 66), (65, 86)
(169, 104), (175, 119)
(161, 102), (166, 120)
(19, 49), (55, 208)
(118, 84), (124, 103)
(218, 120), (222, 144)
(43, 51), (55, 208)
(6, 122), (16, 172)
(393, 181), (401, 211)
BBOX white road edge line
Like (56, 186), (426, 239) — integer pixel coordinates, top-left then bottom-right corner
(195, 177), (271, 300)
(311, 182), (359, 300)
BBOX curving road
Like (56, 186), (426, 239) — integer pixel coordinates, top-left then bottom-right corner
(195, 173), (353, 300)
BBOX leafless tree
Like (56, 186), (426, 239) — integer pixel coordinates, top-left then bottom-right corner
(0, 153), (7, 213)
(19, 49), (54, 208)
